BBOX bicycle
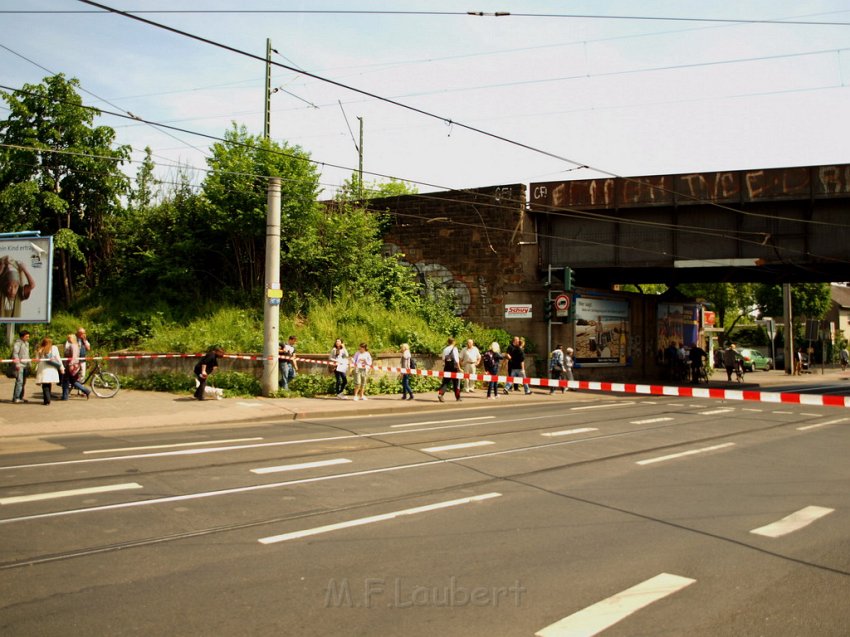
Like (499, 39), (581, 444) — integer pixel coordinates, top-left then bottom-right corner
(82, 360), (121, 398)
(734, 359), (745, 384)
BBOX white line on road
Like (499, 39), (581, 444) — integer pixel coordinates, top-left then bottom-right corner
(698, 408), (735, 416)
(570, 402), (635, 411)
(630, 417), (674, 425)
(797, 417), (849, 431)
(750, 506), (835, 538)
(772, 410), (794, 415)
(421, 441), (495, 453)
(84, 438), (264, 454)
(541, 427), (599, 437)
(742, 408), (763, 412)
(251, 458), (351, 474)
(535, 572), (696, 637)
(0, 482), (143, 505)
(391, 416), (495, 428)
(258, 492), (502, 544)
(636, 443), (735, 466)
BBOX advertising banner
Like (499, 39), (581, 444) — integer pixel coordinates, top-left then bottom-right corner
(0, 236), (53, 323)
(574, 294), (630, 366)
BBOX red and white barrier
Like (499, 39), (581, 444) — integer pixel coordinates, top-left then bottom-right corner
(3, 352), (847, 408)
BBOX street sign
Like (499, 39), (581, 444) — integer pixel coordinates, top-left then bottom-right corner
(554, 293), (571, 318)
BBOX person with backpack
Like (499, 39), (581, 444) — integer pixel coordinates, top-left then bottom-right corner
(437, 337), (461, 402)
(400, 343), (415, 400)
(483, 342), (503, 399)
(549, 344), (566, 394)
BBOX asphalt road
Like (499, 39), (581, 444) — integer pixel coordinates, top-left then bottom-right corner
(1, 395), (849, 636)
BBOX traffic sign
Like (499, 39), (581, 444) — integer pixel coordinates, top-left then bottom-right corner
(554, 293), (571, 317)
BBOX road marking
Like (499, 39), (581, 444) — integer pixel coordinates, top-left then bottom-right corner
(251, 458), (351, 474)
(258, 492), (502, 544)
(541, 427), (599, 437)
(421, 441), (495, 453)
(0, 482), (143, 505)
(391, 416), (495, 428)
(797, 417), (849, 431)
(84, 437), (264, 454)
(571, 402), (635, 411)
(800, 412), (821, 417)
(630, 417), (674, 425)
(698, 408), (735, 416)
(750, 506), (835, 538)
(637, 443), (735, 466)
(772, 410), (794, 415)
(535, 572), (696, 636)
(742, 408), (763, 412)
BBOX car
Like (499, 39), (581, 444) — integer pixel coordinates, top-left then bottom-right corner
(739, 348), (773, 372)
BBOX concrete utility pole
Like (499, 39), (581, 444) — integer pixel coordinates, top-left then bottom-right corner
(262, 178), (282, 396)
(357, 116), (364, 199)
(263, 38), (272, 140)
(783, 282), (794, 375)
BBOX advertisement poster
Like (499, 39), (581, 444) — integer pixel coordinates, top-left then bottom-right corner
(574, 295), (630, 366)
(658, 303), (700, 353)
(0, 236), (53, 323)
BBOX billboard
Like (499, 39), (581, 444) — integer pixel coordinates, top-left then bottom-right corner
(0, 236), (53, 323)
(573, 294), (630, 366)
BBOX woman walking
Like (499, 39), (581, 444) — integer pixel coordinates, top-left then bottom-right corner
(483, 342), (503, 399)
(400, 343), (415, 400)
(330, 338), (349, 398)
(35, 337), (64, 405)
(62, 333), (91, 400)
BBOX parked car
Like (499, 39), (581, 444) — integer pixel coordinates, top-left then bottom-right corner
(739, 348), (773, 372)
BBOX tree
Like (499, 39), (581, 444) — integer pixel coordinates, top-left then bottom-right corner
(678, 282), (756, 333)
(0, 74), (130, 306)
(755, 283), (832, 320)
(203, 124), (321, 292)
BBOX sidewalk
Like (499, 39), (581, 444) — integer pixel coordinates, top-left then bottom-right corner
(1, 368), (846, 448)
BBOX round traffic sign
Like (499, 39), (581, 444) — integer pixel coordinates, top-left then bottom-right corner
(554, 293), (571, 311)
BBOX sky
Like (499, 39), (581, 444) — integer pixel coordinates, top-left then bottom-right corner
(2, 1), (850, 198)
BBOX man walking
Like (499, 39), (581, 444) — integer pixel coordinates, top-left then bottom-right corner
(505, 336), (532, 395)
(279, 335), (298, 390)
(437, 337), (461, 402)
(12, 329), (31, 403)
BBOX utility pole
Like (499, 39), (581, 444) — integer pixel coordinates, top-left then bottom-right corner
(357, 116), (364, 199)
(783, 282), (794, 375)
(261, 38), (282, 394)
(262, 178), (282, 395)
(263, 38), (272, 139)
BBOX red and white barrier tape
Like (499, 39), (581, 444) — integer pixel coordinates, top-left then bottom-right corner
(3, 352), (847, 408)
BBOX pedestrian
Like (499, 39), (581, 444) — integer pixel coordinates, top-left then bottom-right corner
(459, 339), (481, 393)
(505, 336), (532, 395)
(61, 333), (91, 400)
(437, 337), (461, 402)
(689, 341), (707, 384)
(794, 348), (804, 375)
(840, 346), (849, 372)
(549, 343), (565, 394)
(400, 343), (415, 400)
(278, 335), (298, 390)
(11, 329), (31, 403)
(564, 347), (576, 389)
(352, 342), (372, 401)
(194, 346), (224, 400)
(481, 342), (502, 399)
(722, 343), (739, 381)
(330, 338), (349, 398)
(34, 336), (63, 405)
(76, 326), (91, 379)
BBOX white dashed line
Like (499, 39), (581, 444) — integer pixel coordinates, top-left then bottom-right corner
(0, 482), (143, 505)
(541, 428), (599, 437)
(421, 441), (495, 453)
(535, 573), (696, 636)
(258, 492), (502, 544)
(84, 438), (263, 454)
(251, 458), (352, 475)
(629, 417), (674, 425)
(797, 417), (849, 431)
(637, 443), (735, 466)
(750, 506), (834, 538)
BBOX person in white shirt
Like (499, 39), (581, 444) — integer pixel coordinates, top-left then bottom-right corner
(330, 338), (349, 398)
(459, 339), (481, 392)
(352, 342), (372, 401)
